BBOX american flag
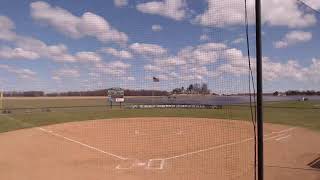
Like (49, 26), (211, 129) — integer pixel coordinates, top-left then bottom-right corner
(153, 77), (160, 82)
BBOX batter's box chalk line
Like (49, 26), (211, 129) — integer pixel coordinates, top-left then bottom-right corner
(146, 159), (165, 170)
(116, 158), (165, 170)
(134, 130), (147, 136)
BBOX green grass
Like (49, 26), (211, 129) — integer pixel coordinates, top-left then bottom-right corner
(0, 98), (319, 133)
(2, 98), (108, 109)
(264, 100), (320, 109)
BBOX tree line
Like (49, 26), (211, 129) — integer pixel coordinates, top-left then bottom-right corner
(172, 83), (211, 95)
(2, 89), (169, 97)
(7, 88), (319, 97)
(2, 83), (212, 97)
(273, 90), (320, 96)
(3, 91), (45, 97)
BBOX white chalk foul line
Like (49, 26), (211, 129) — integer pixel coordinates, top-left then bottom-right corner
(38, 128), (127, 160)
(272, 127), (296, 134)
(164, 127), (296, 160)
(37, 126), (296, 166)
(276, 134), (291, 141)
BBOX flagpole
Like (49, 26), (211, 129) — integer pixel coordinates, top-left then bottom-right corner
(152, 82), (154, 106)
(152, 77), (159, 107)
(0, 89), (3, 110)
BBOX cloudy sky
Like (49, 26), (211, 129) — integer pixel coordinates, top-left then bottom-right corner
(0, 0), (319, 93)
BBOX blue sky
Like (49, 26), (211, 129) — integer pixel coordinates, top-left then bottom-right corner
(0, 0), (319, 93)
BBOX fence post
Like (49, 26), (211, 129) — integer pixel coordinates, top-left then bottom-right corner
(255, 0), (264, 179)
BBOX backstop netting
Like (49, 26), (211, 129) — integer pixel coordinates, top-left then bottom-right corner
(0, 0), (289, 180)
(262, 1), (320, 180)
(2, 1), (319, 179)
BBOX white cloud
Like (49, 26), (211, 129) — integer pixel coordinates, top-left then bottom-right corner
(231, 37), (245, 44)
(74, 51), (102, 63)
(0, 16), (17, 41)
(107, 60), (130, 69)
(194, 0), (251, 27)
(196, 43), (228, 51)
(0, 64), (37, 79)
(30, 1), (128, 44)
(141, 41), (318, 83)
(100, 47), (133, 59)
(136, 0), (187, 21)
(304, 0), (320, 10)
(52, 68), (80, 80)
(126, 76), (135, 81)
(144, 64), (162, 72)
(220, 55), (318, 82)
(114, 0), (128, 7)
(0, 16), (76, 62)
(194, 0), (317, 28)
(262, 0), (316, 28)
(199, 34), (209, 41)
(211, 54), (306, 82)
(152, 24), (163, 32)
(88, 61), (134, 84)
(0, 16), (15, 30)
(0, 16), (109, 63)
(274, 31), (312, 48)
(263, 57), (320, 84)
(145, 43), (226, 74)
(304, 58), (320, 82)
(0, 47), (40, 60)
(130, 43), (167, 56)
(155, 56), (186, 66)
(143, 42), (242, 81)
(178, 43), (227, 65)
(94, 61), (131, 76)
(262, 58), (303, 81)
(212, 53), (320, 84)
(14, 36), (103, 63)
(15, 36), (77, 62)
(88, 72), (100, 78)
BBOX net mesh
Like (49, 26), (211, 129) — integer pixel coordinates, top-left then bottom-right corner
(1, 0), (319, 180)
(1, 0), (257, 179)
(262, 1), (320, 180)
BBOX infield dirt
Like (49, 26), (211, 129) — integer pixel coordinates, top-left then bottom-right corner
(0, 117), (319, 180)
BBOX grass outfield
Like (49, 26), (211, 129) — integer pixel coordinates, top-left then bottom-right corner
(0, 98), (319, 133)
